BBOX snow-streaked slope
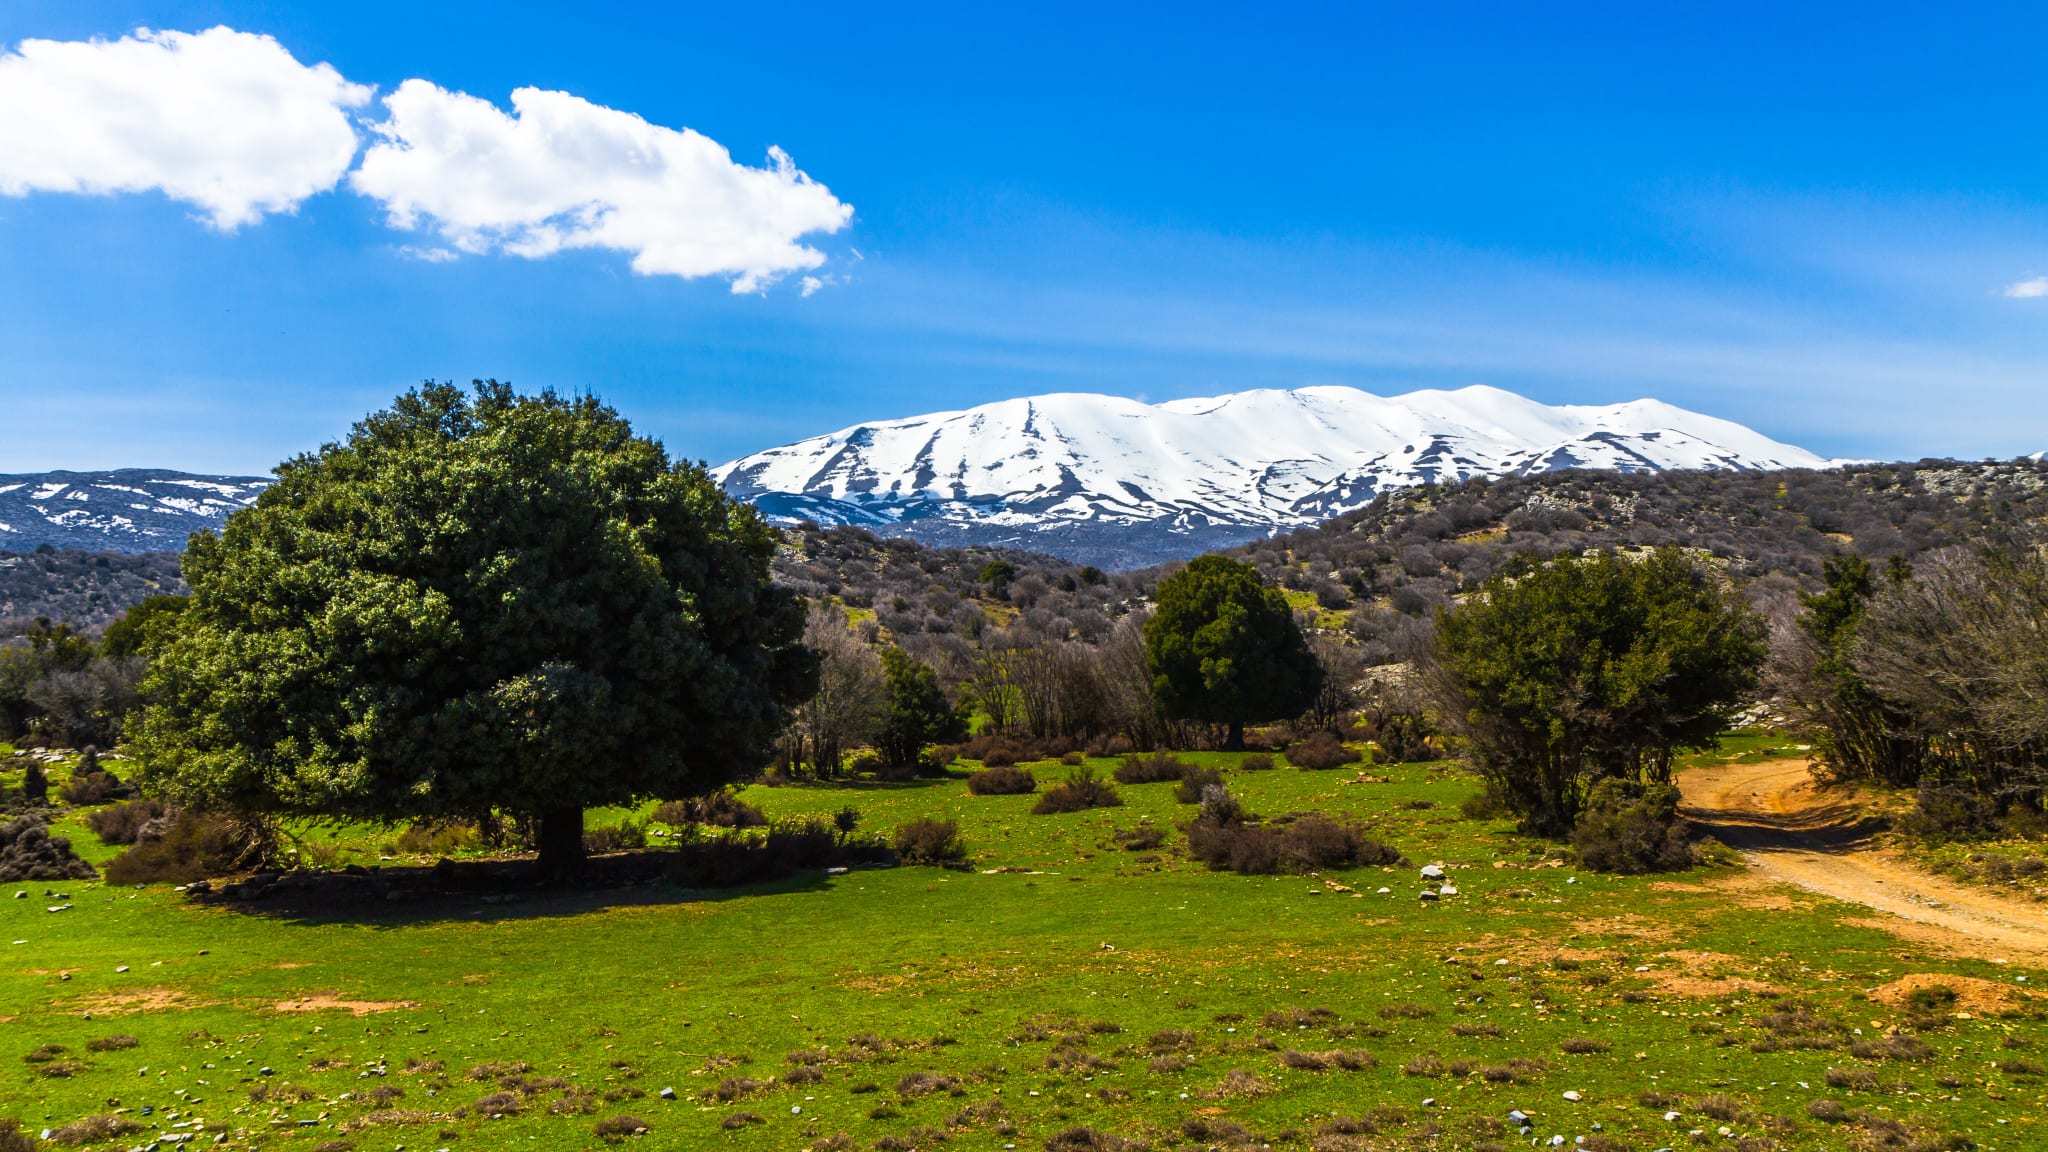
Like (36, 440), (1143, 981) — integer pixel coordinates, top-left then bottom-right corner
(0, 470), (269, 553)
(713, 385), (1825, 563)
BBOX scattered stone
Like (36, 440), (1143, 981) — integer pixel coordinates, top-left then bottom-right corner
(1418, 889), (1440, 902)
(1420, 864), (1446, 880)
(1439, 885), (1458, 896)
(1508, 1110), (1530, 1124)
(1562, 1091), (1581, 1101)
(658, 1087), (676, 1100)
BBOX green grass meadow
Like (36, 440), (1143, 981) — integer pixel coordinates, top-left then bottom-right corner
(4, 739), (2043, 1151)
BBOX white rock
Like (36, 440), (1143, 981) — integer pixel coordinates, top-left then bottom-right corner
(1439, 885), (1458, 896)
(1420, 864), (1446, 880)
(1562, 1091), (1581, 1101)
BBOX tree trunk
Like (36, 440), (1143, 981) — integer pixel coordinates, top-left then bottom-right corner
(536, 806), (585, 884)
(1226, 719), (1245, 752)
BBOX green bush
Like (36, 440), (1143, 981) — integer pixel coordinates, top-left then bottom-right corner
(1898, 785), (2001, 844)
(85, 798), (171, 845)
(657, 793), (767, 829)
(104, 810), (272, 884)
(894, 818), (965, 865)
(391, 819), (485, 856)
(1172, 765), (1225, 804)
(1114, 753), (1189, 784)
(584, 820), (648, 854)
(1285, 732), (1360, 770)
(1033, 770), (1123, 814)
(0, 815), (98, 882)
(59, 765), (132, 806)
(1569, 779), (1693, 874)
(966, 765), (1036, 795)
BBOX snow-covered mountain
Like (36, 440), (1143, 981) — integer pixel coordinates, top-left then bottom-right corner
(0, 470), (270, 553)
(714, 385), (1829, 567)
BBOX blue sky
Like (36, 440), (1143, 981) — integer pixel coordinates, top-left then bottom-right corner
(3, 1), (2045, 474)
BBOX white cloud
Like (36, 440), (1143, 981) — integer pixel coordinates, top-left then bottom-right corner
(0, 26), (370, 229)
(2003, 276), (2048, 298)
(397, 244), (459, 263)
(350, 81), (853, 291)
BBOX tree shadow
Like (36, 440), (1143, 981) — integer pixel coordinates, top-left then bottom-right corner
(1682, 798), (1891, 854)
(757, 773), (961, 794)
(185, 850), (878, 929)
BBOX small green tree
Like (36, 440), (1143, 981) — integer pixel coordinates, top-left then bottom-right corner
(1780, 555), (1924, 786)
(978, 559), (1017, 598)
(876, 648), (967, 770)
(132, 383), (817, 879)
(1144, 555), (1322, 750)
(1431, 547), (1765, 835)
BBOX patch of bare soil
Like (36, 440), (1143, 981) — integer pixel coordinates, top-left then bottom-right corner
(68, 988), (211, 1015)
(270, 992), (417, 1016)
(1643, 949), (1781, 997)
(1569, 914), (1678, 941)
(1680, 758), (2048, 962)
(1868, 973), (2020, 1015)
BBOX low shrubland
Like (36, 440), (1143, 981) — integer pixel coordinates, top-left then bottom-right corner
(1113, 753), (1192, 785)
(1181, 786), (1405, 874)
(1569, 779), (1694, 874)
(1033, 770), (1123, 814)
(965, 765), (1036, 795)
(102, 810), (274, 884)
(1284, 731), (1362, 770)
(84, 797), (171, 845)
(0, 814), (97, 882)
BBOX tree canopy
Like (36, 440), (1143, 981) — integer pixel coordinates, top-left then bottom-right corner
(1143, 555), (1321, 749)
(877, 647), (967, 770)
(1431, 547), (1765, 834)
(132, 382), (817, 876)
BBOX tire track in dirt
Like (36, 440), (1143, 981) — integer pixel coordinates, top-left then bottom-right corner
(1678, 758), (2048, 962)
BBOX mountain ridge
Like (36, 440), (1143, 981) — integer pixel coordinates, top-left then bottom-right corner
(713, 384), (1830, 567)
(0, 469), (271, 553)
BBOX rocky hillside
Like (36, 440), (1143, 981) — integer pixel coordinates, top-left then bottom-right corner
(0, 470), (269, 553)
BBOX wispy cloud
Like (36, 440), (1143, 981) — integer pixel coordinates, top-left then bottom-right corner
(0, 26), (369, 229)
(2003, 275), (2048, 298)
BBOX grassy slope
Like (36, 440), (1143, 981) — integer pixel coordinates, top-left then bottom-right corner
(2, 740), (2042, 1151)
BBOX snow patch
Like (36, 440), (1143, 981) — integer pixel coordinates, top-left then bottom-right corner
(713, 384), (1827, 539)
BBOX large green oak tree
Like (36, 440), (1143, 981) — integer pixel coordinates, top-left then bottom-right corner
(133, 383), (817, 878)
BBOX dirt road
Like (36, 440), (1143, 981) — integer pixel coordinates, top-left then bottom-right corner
(1678, 758), (2048, 960)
